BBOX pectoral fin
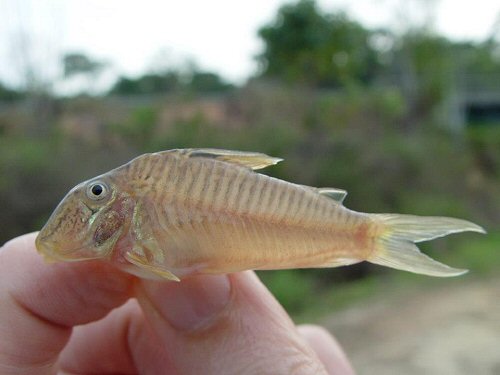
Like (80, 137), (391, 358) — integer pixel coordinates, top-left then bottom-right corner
(185, 148), (283, 170)
(125, 250), (180, 282)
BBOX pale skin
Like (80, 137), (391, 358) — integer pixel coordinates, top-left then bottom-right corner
(0, 233), (355, 375)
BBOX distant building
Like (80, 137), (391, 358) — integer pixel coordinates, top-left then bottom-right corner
(450, 73), (500, 130)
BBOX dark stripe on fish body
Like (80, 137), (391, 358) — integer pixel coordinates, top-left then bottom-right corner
(265, 179), (279, 220)
(212, 164), (229, 208)
(147, 156), (163, 194)
(178, 161), (196, 200)
(255, 176), (272, 216)
(233, 174), (250, 214)
(226, 167), (244, 209)
(157, 154), (177, 203)
(149, 155), (161, 180)
(175, 158), (189, 193)
(296, 188), (309, 221)
(294, 188), (309, 224)
(200, 160), (216, 199)
(306, 194), (320, 223)
(302, 192), (314, 222)
(247, 173), (264, 215)
(166, 154), (179, 183)
(138, 156), (150, 180)
(244, 176), (257, 214)
(318, 197), (329, 220)
(208, 163), (225, 207)
(203, 162), (219, 207)
(232, 170), (250, 213)
(338, 206), (349, 228)
(274, 183), (287, 221)
(144, 155), (159, 180)
(161, 153), (172, 181)
(315, 195), (325, 219)
(191, 161), (209, 203)
(286, 187), (298, 221)
(185, 160), (203, 199)
(242, 172), (260, 214)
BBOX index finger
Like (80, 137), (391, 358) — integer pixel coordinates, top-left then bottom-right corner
(0, 233), (133, 375)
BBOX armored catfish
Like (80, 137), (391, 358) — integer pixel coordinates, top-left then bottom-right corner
(35, 148), (485, 281)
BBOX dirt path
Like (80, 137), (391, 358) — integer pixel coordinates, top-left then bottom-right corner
(321, 278), (500, 375)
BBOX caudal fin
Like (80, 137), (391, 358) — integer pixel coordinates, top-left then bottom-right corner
(368, 214), (485, 277)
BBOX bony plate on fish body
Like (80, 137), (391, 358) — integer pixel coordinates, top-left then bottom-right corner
(35, 148), (486, 281)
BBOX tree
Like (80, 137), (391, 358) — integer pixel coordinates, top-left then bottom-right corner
(63, 53), (105, 78)
(109, 72), (181, 96)
(0, 82), (23, 102)
(109, 69), (233, 96)
(188, 72), (233, 93)
(60, 52), (108, 95)
(257, 0), (379, 87)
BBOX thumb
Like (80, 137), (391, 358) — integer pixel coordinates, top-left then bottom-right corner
(137, 271), (329, 375)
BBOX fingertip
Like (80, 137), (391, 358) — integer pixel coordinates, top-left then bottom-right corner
(1, 233), (134, 326)
(141, 274), (231, 332)
(0, 233), (134, 374)
(1, 231), (38, 251)
(138, 271), (329, 374)
(298, 324), (356, 375)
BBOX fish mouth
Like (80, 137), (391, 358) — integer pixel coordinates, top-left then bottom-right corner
(35, 234), (65, 263)
(35, 234), (101, 263)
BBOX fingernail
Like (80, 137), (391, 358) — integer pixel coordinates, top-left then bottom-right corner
(143, 274), (231, 331)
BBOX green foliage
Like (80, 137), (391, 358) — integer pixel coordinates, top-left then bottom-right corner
(467, 125), (500, 178)
(392, 32), (455, 113)
(259, 270), (316, 313)
(257, 0), (379, 87)
(110, 106), (158, 150)
(188, 72), (234, 93)
(0, 82), (23, 101)
(110, 72), (181, 96)
(453, 39), (500, 77)
(109, 70), (233, 96)
(154, 117), (215, 150)
(63, 52), (105, 77)
(448, 231), (500, 275)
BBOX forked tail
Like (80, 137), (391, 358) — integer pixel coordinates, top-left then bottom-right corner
(368, 214), (485, 277)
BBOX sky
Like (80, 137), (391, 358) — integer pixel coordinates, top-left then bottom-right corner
(1, 0), (500, 92)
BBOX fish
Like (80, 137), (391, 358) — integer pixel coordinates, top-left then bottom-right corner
(35, 148), (485, 281)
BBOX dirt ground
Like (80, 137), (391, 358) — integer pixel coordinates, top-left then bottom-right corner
(321, 278), (500, 375)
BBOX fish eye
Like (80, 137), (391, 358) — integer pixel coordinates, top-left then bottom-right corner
(86, 181), (109, 201)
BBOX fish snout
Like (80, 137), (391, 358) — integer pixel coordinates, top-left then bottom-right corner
(35, 232), (62, 262)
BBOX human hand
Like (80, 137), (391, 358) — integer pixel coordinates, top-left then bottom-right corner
(0, 233), (355, 375)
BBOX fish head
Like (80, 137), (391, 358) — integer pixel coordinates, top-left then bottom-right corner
(36, 176), (134, 262)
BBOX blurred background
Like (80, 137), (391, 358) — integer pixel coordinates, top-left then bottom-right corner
(1, 0), (499, 373)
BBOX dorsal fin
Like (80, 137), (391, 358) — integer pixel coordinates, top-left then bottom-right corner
(185, 148), (283, 170)
(318, 188), (347, 203)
